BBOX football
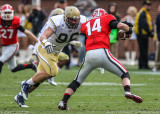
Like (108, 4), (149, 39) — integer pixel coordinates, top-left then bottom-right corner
(118, 30), (130, 40)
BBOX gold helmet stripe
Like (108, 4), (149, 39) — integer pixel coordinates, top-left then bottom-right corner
(49, 18), (56, 32)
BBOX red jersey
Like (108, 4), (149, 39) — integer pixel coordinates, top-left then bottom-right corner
(81, 14), (116, 51)
(0, 16), (21, 45)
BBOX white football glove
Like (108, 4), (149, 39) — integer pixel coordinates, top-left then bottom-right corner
(69, 41), (83, 47)
(45, 42), (56, 54)
(42, 39), (56, 54)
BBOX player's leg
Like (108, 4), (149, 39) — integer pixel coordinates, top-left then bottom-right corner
(14, 80), (40, 108)
(21, 44), (59, 100)
(14, 91), (28, 108)
(21, 64), (57, 100)
(0, 44), (19, 73)
(47, 52), (69, 86)
(10, 61), (37, 72)
(58, 50), (97, 110)
(103, 49), (142, 103)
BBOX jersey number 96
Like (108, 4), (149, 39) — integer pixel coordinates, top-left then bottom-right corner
(56, 32), (79, 43)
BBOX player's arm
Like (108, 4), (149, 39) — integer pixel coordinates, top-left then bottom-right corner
(109, 20), (132, 34)
(18, 25), (38, 43)
(40, 27), (56, 54)
(40, 27), (54, 45)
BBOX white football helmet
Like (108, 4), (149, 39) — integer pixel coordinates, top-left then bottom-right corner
(1, 4), (14, 20)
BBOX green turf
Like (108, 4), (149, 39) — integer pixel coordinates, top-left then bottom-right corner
(0, 64), (160, 114)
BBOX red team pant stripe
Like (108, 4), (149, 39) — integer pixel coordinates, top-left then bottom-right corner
(107, 49), (127, 72)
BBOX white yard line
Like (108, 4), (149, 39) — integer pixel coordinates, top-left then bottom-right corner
(16, 81), (146, 86)
(42, 82), (146, 86)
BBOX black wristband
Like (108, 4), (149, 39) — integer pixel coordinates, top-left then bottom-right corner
(126, 27), (132, 34)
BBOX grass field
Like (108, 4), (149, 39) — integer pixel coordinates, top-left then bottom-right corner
(0, 64), (160, 114)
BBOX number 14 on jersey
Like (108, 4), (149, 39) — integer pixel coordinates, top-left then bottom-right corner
(86, 18), (102, 36)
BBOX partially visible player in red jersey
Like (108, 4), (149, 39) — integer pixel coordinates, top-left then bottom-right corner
(58, 8), (143, 110)
(0, 4), (38, 74)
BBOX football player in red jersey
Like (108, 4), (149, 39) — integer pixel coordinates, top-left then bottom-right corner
(0, 4), (38, 74)
(58, 8), (143, 110)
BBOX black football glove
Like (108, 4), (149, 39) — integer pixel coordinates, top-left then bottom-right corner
(121, 21), (133, 27)
(126, 27), (133, 35)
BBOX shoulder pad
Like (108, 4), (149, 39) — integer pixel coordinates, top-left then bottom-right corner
(80, 15), (88, 23)
(49, 15), (63, 26)
(12, 16), (21, 25)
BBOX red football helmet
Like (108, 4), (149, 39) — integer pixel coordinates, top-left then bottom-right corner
(92, 8), (107, 18)
(1, 4), (14, 20)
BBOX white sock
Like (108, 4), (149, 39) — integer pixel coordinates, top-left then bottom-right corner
(18, 92), (22, 96)
(125, 91), (131, 95)
(52, 77), (55, 81)
(26, 78), (35, 85)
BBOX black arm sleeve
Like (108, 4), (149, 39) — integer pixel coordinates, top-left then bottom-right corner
(109, 20), (119, 29)
(18, 25), (25, 32)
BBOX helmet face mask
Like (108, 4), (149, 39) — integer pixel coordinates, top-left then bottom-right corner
(1, 11), (14, 20)
(64, 6), (80, 29)
(65, 16), (80, 29)
(1, 4), (14, 21)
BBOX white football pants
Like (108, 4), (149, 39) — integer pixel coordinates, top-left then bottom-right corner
(0, 43), (19, 70)
(74, 48), (128, 84)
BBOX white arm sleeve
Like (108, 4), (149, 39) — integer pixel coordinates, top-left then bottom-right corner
(46, 18), (56, 32)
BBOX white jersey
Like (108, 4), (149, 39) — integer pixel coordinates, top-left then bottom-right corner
(39, 15), (87, 52)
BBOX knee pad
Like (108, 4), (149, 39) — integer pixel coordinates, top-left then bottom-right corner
(121, 72), (130, 80)
(68, 80), (81, 92)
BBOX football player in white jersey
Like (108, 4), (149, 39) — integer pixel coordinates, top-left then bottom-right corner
(31, 8), (82, 86)
(14, 6), (88, 107)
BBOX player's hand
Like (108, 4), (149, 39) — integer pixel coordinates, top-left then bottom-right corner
(45, 42), (56, 54)
(125, 27), (132, 35)
(74, 42), (82, 47)
(69, 41), (83, 47)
